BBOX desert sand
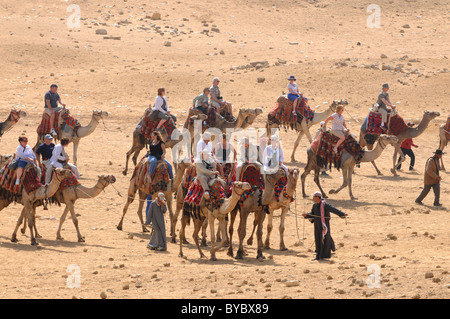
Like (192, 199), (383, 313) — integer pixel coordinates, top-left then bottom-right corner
(0, 0), (448, 300)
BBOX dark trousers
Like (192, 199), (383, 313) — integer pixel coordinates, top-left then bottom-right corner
(416, 183), (440, 205)
(397, 147), (415, 170)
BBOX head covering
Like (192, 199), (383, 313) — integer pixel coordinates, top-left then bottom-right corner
(203, 132), (211, 140)
(44, 134), (53, 140)
(320, 121), (325, 126)
(288, 75), (296, 81)
(382, 83), (389, 89)
(270, 135), (279, 142)
(213, 77), (220, 82)
(434, 149), (444, 155)
(312, 191), (322, 198)
(157, 192), (166, 201)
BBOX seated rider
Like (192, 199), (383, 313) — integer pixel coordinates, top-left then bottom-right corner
(195, 149), (219, 200)
(145, 131), (174, 185)
(14, 136), (41, 185)
(210, 77), (234, 120)
(50, 138), (80, 180)
(376, 83), (396, 131)
(263, 135), (288, 175)
(234, 137), (261, 180)
(44, 84), (66, 136)
(151, 88), (176, 130)
(213, 134), (237, 179)
(287, 75), (301, 110)
(323, 104), (349, 153)
(193, 88), (211, 115)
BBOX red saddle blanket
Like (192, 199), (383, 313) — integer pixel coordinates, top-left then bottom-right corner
(366, 111), (408, 136)
(181, 163), (197, 197)
(269, 95), (314, 126)
(140, 109), (176, 142)
(183, 178), (226, 221)
(37, 110), (81, 135)
(133, 157), (170, 194)
(0, 159), (42, 195)
(228, 164), (264, 206)
(316, 131), (365, 170)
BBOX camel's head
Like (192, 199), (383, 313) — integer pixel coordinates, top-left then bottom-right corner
(423, 111), (440, 121)
(0, 154), (12, 167)
(330, 99), (348, 112)
(98, 174), (116, 185)
(54, 168), (75, 179)
(11, 108), (27, 119)
(231, 181), (252, 195)
(93, 110), (109, 120)
(287, 168), (299, 182)
(379, 134), (399, 147)
(59, 108), (70, 117)
(265, 167), (287, 185)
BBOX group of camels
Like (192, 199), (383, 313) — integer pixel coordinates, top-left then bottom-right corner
(0, 97), (446, 261)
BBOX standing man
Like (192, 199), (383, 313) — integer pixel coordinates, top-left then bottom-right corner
(415, 150), (443, 207)
(376, 83), (395, 131)
(397, 122), (419, 171)
(209, 77), (234, 119)
(35, 134), (55, 185)
(144, 192), (168, 251)
(302, 191), (348, 261)
(45, 84), (66, 136)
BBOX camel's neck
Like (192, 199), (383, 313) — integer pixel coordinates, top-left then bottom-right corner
(75, 180), (107, 199)
(172, 162), (188, 190)
(312, 107), (334, 124)
(219, 190), (242, 214)
(43, 175), (64, 197)
(75, 115), (100, 138)
(284, 177), (297, 198)
(405, 116), (432, 139)
(0, 117), (16, 134)
(361, 140), (386, 162)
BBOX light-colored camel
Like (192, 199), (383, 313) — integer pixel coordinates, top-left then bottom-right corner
(9, 168), (74, 245)
(122, 113), (207, 176)
(302, 134), (399, 200)
(227, 167), (286, 260)
(33, 110), (109, 166)
(0, 109), (27, 140)
(117, 159), (188, 233)
(438, 118), (450, 170)
(248, 168), (300, 251)
(359, 110), (440, 176)
(178, 179), (251, 261)
(267, 100), (343, 162)
(15, 175), (116, 243)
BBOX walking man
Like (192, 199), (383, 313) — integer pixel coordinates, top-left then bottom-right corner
(415, 150), (443, 207)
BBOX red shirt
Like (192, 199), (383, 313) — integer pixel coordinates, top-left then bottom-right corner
(400, 138), (415, 150)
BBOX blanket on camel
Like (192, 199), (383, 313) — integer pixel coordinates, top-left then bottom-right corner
(181, 163), (197, 198)
(37, 110), (81, 135)
(182, 178), (227, 223)
(274, 175), (288, 202)
(133, 157), (170, 194)
(140, 109), (176, 143)
(268, 95), (314, 130)
(316, 131), (365, 170)
(365, 111), (409, 144)
(228, 163), (264, 207)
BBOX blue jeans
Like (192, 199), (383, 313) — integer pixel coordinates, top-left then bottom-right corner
(288, 93), (300, 101)
(147, 156), (173, 179)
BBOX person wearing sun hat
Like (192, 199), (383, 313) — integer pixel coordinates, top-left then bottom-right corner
(302, 191), (348, 261)
(415, 149), (444, 207)
(287, 75), (302, 109)
(376, 83), (396, 131)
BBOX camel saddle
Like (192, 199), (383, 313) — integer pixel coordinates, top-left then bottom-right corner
(139, 108), (176, 143)
(364, 110), (408, 144)
(316, 131), (365, 171)
(268, 95), (314, 130)
(134, 157), (170, 194)
(36, 108), (81, 137)
(0, 159), (42, 199)
(228, 163), (264, 206)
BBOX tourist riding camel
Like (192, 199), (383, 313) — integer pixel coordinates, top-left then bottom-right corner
(375, 83), (396, 131)
(149, 88), (176, 130)
(144, 130), (174, 185)
(195, 149), (219, 200)
(35, 134), (55, 185)
(193, 87), (211, 115)
(50, 138), (80, 180)
(323, 104), (349, 153)
(45, 84), (66, 136)
(14, 136), (41, 186)
(210, 77), (234, 120)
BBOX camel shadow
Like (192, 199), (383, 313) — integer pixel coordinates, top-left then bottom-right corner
(324, 198), (403, 209)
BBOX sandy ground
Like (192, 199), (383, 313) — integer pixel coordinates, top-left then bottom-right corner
(0, 0), (448, 299)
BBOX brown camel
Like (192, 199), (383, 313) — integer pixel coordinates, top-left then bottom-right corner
(359, 110), (440, 176)
(8, 168), (74, 245)
(122, 113), (207, 176)
(117, 158), (188, 233)
(437, 116), (450, 170)
(0, 109), (27, 140)
(302, 134), (399, 200)
(267, 100), (343, 162)
(33, 110), (109, 166)
(178, 179), (251, 261)
(227, 167), (286, 260)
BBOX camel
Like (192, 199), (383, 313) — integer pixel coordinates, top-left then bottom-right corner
(247, 168), (299, 251)
(33, 110), (109, 166)
(301, 134), (399, 200)
(122, 113), (207, 176)
(0, 109), (27, 140)
(437, 118), (450, 170)
(227, 167), (286, 260)
(178, 179), (251, 261)
(267, 100), (343, 162)
(7, 167), (74, 245)
(359, 110), (440, 176)
(117, 159), (188, 233)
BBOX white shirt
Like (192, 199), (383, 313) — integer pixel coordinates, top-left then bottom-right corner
(287, 83), (299, 95)
(331, 112), (345, 131)
(153, 96), (169, 113)
(196, 139), (213, 160)
(15, 145), (35, 161)
(263, 144), (284, 172)
(50, 144), (67, 166)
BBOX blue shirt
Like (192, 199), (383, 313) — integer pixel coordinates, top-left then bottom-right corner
(36, 143), (55, 161)
(45, 91), (60, 109)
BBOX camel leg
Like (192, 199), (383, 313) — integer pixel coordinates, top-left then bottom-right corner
(247, 213), (258, 246)
(256, 210), (266, 260)
(439, 141), (446, 171)
(193, 218), (206, 258)
(366, 144), (382, 175)
(201, 218), (208, 247)
(136, 190), (149, 232)
(235, 209), (249, 259)
(208, 215), (217, 261)
(264, 209), (273, 249)
(279, 207), (289, 251)
(72, 141), (79, 167)
(178, 214), (189, 258)
(290, 131), (305, 163)
(171, 188), (186, 243)
(11, 207), (27, 242)
(20, 213), (27, 234)
(313, 167), (328, 198)
(227, 208), (238, 257)
(214, 218), (229, 254)
(347, 166), (357, 200)
(66, 200), (85, 242)
(301, 152), (315, 198)
(391, 146), (404, 176)
(117, 179), (139, 231)
(329, 167), (349, 196)
(56, 206), (70, 240)
(26, 204), (38, 245)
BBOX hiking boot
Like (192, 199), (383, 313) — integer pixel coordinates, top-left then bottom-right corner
(415, 200), (423, 205)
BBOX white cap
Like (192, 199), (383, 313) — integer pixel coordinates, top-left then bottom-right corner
(157, 192), (166, 201)
(270, 135), (279, 141)
(203, 132), (211, 140)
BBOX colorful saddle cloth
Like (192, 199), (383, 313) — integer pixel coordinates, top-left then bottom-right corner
(228, 163), (264, 207)
(268, 95), (314, 130)
(316, 131), (365, 170)
(181, 163), (197, 198)
(133, 157), (170, 194)
(365, 111), (408, 141)
(139, 109), (176, 143)
(37, 109), (81, 136)
(0, 159), (42, 201)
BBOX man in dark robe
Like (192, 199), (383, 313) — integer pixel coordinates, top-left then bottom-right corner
(303, 191), (348, 261)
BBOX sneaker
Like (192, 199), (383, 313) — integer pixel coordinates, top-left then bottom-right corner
(50, 128), (57, 135)
(147, 244), (156, 250)
(433, 203), (442, 207)
(321, 171), (329, 176)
